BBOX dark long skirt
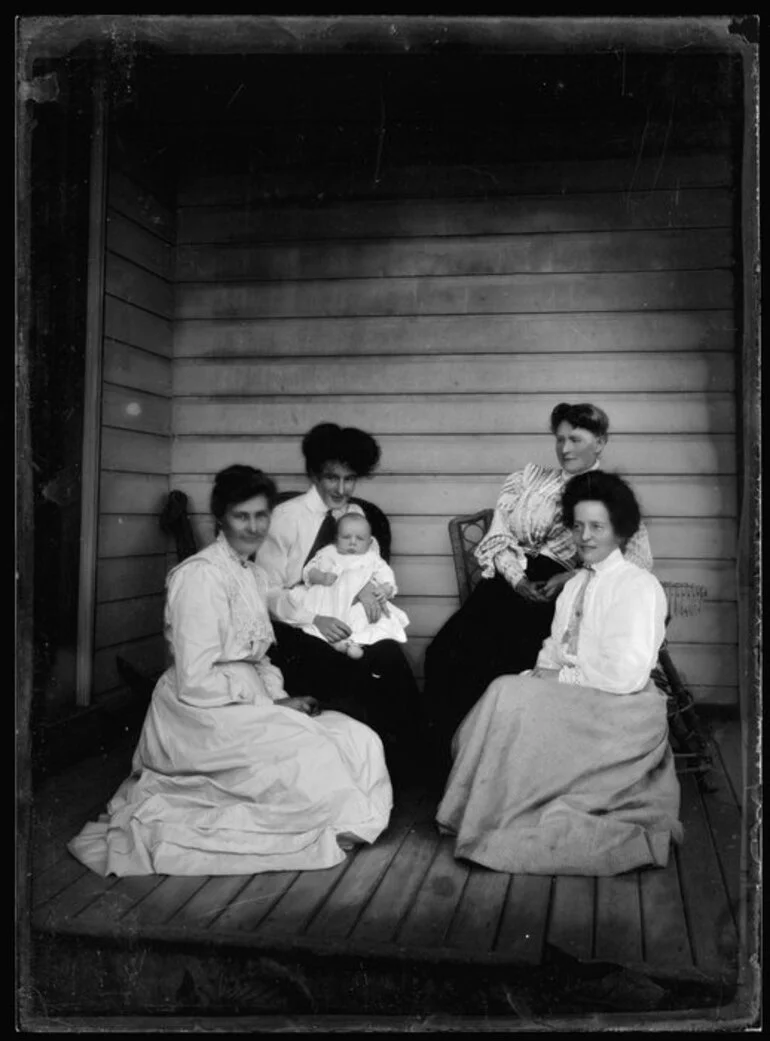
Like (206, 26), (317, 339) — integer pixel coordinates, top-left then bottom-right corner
(421, 555), (570, 764)
(267, 621), (426, 784)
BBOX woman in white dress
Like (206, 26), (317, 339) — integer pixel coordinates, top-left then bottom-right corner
(68, 465), (393, 877)
(436, 470), (683, 877)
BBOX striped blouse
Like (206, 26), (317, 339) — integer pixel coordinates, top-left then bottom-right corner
(474, 463), (653, 588)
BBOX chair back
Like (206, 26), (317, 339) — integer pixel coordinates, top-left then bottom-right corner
(159, 490), (198, 563)
(448, 508), (493, 605)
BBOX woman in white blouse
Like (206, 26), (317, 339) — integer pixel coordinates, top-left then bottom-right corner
(436, 470), (682, 876)
(423, 402), (653, 771)
(68, 465), (392, 876)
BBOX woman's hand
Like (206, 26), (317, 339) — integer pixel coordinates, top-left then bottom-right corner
(531, 667), (560, 680)
(314, 615), (352, 642)
(539, 571), (573, 601)
(355, 583), (384, 623)
(515, 578), (551, 604)
(370, 581), (392, 617)
(276, 695), (320, 716)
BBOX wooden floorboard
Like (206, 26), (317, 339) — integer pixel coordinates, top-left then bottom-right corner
(639, 857), (693, 972)
(304, 793), (428, 943)
(40, 871), (118, 923)
(698, 741), (743, 924)
(594, 874), (644, 965)
(254, 858), (353, 942)
(546, 876), (596, 963)
(75, 875), (167, 927)
(201, 871), (298, 933)
(348, 815), (442, 946)
(28, 720), (743, 989)
(127, 875), (213, 927)
(396, 837), (469, 949)
(444, 866), (511, 952)
(168, 875), (256, 931)
(33, 857), (90, 911)
(675, 773), (739, 981)
(494, 874), (552, 965)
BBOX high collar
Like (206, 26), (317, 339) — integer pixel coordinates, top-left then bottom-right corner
(305, 483), (352, 519)
(216, 530), (252, 567)
(586, 547), (624, 574)
(306, 483), (330, 514)
(559, 459), (602, 481)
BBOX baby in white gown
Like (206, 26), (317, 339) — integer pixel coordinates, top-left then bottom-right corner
(301, 513), (410, 658)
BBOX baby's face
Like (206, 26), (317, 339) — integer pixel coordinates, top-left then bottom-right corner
(336, 516), (372, 555)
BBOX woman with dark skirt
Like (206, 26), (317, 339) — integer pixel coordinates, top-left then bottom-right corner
(421, 402), (654, 771)
(257, 422), (424, 782)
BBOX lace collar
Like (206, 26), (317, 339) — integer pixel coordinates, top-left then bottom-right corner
(204, 533), (275, 649)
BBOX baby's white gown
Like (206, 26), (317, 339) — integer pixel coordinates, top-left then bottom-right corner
(301, 544), (410, 646)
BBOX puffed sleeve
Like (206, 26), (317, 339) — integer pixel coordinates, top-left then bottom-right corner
(253, 656), (288, 702)
(259, 512), (317, 626)
(167, 562), (271, 707)
(559, 571), (667, 694)
(474, 469), (529, 587)
(623, 520), (654, 571)
(370, 557), (398, 595)
(302, 544), (339, 586)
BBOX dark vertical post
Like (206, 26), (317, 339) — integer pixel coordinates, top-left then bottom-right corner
(735, 41), (760, 1013)
(75, 65), (109, 707)
(15, 45), (35, 1025)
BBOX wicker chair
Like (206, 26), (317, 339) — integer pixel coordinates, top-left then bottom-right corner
(448, 508), (715, 787)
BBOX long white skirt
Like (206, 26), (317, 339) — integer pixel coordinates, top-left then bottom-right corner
(68, 672), (393, 877)
(436, 674), (683, 876)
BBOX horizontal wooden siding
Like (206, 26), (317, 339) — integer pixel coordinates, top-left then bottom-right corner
(172, 152), (738, 706)
(94, 152), (175, 700)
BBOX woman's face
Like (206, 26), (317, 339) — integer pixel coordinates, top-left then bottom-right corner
(312, 460), (358, 511)
(554, 421), (606, 475)
(571, 500), (622, 566)
(220, 494), (272, 558)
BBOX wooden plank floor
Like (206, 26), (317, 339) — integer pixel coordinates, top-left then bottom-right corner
(28, 721), (743, 988)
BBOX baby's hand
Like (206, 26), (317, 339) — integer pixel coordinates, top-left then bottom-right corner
(308, 567), (337, 586)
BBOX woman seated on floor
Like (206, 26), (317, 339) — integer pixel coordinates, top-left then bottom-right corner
(436, 470), (683, 877)
(68, 465), (392, 877)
